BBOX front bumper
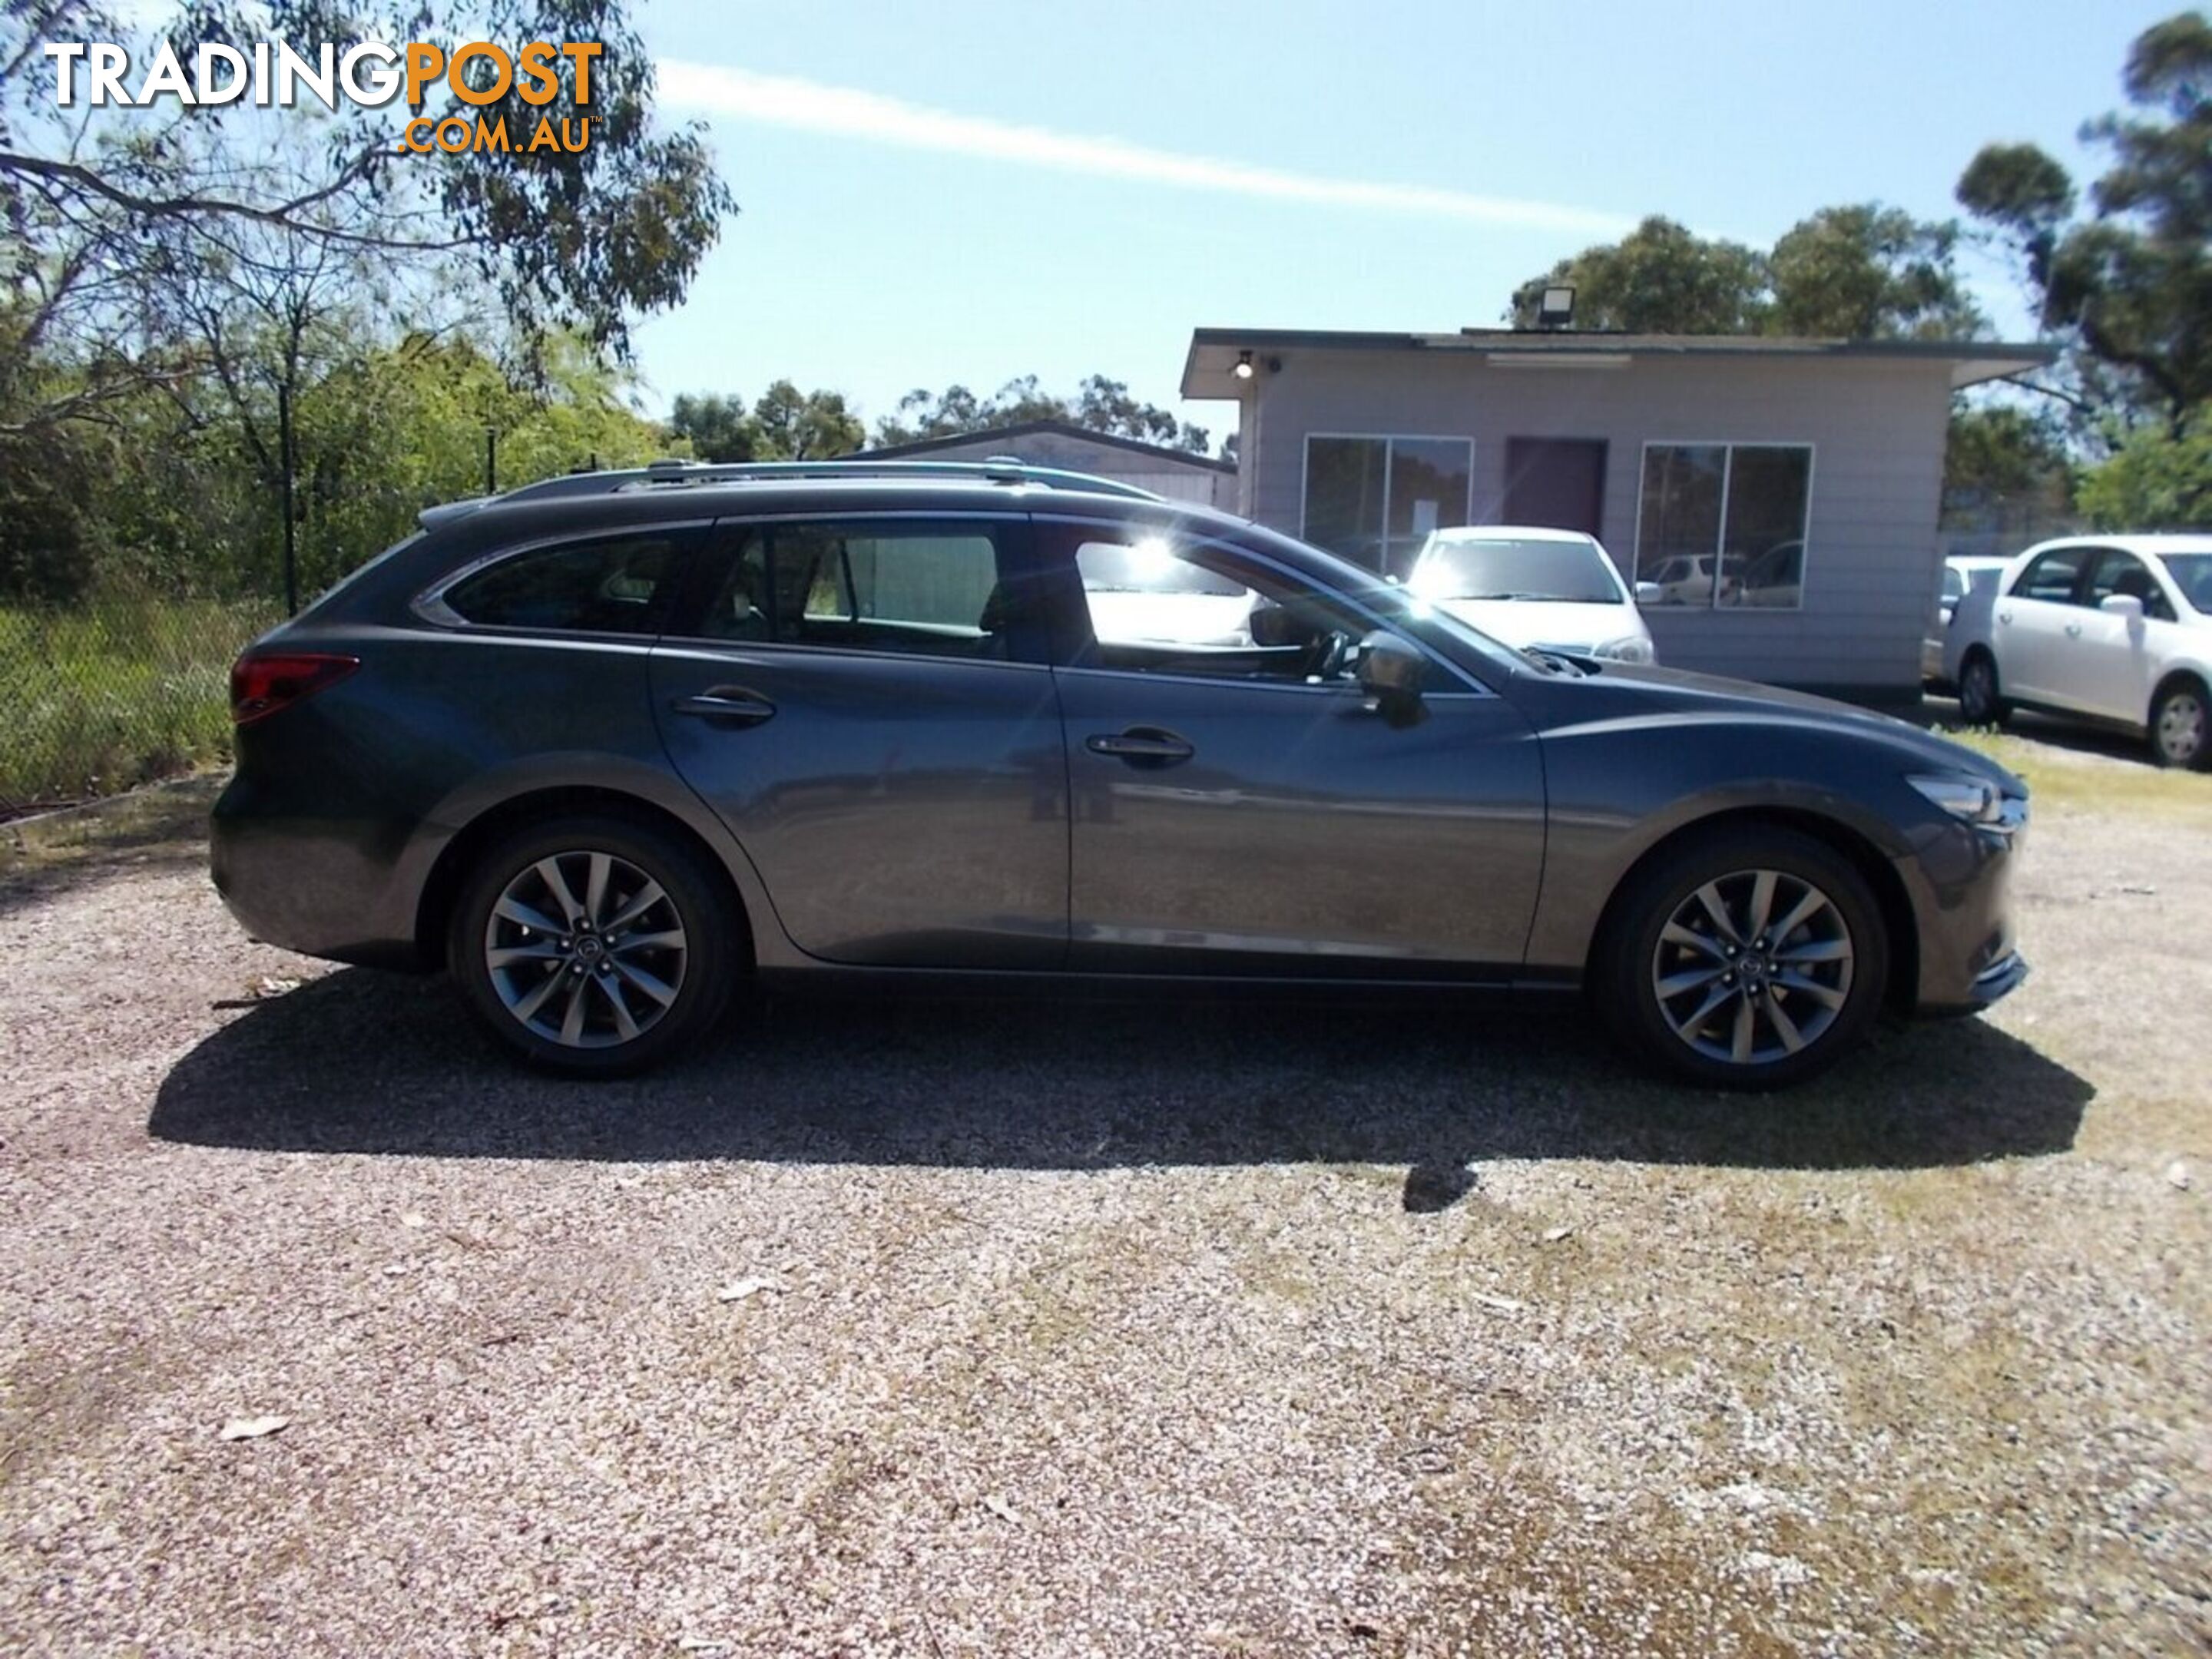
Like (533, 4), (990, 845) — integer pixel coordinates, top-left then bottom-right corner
(1901, 800), (2030, 1016)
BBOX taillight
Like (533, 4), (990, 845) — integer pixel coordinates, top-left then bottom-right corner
(229, 653), (359, 724)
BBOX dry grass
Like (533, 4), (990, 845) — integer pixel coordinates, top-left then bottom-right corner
(1932, 718), (2212, 820)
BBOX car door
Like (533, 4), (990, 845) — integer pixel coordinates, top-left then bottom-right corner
(1995, 544), (2095, 707)
(2076, 548), (2178, 724)
(1038, 516), (1547, 976)
(648, 515), (1069, 969)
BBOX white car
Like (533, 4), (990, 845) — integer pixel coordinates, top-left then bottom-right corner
(1922, 554), (2013, 684)
(1945, 533), (2212, 768)
(1406, 526), (1658, 664)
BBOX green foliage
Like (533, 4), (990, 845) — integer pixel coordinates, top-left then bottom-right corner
(668, 392), (757, 463)
(1957, 11), (2212, 431)
(2078, 422), (2212, 528)
(1945, 404), (2077, 501)
(1508, 207), (1980, 340)
(2, 1), (737, 372)
(1509, 217), (1769, 333)
(873, 374), (1211, 453)
(0, 594), (281, 806)
(667, 383), (865, 463)
(1768, 207), (1985, 339)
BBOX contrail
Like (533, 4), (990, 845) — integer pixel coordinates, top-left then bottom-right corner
(657, 61), (1631, 237)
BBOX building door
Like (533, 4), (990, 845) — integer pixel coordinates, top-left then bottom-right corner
(1504, 439), (1608, 536)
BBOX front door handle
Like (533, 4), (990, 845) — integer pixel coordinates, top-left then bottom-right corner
(1084, 727), (1195, 766)
(671, 686), (777, 725)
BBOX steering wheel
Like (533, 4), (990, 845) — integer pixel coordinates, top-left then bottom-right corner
(1308, 628), (1355, 683)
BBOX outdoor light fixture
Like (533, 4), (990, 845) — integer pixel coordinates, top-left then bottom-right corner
(1233, 349), (1255, 379)
(1538, 285), (1576, 329)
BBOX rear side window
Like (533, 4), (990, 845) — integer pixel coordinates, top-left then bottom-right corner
(697, 522), (1020, 661)
(2011, 546), (2090, 604)
(440, 534), (686, 634)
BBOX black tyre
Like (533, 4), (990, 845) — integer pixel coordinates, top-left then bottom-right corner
(1957, 649), (2009, 727)
(1595, 826), (1890, 1091)
(448, 813), (740, 1077)
(2149, 677), (2210, 770)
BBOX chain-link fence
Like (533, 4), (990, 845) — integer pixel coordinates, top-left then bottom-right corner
(1939, 489), (2081, 562)
(2, 591), (284, 820)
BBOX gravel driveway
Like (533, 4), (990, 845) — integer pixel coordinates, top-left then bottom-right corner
(3, 734), (2207, 1657)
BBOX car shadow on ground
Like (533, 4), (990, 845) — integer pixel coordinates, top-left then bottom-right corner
(149, 969), (2092, 1177)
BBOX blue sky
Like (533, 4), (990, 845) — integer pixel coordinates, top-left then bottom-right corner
(628, 0), (2174, 442)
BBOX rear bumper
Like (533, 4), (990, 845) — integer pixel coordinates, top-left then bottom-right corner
(210, 777), (435, 970)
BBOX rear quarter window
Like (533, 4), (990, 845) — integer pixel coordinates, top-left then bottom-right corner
(439, 534), (687, 635)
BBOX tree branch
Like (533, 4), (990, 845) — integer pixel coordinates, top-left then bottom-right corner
(0, 149), (470, 253)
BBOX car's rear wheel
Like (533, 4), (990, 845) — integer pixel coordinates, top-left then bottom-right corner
(1957, 650), (2008, 727)
(449, 813), (739, 1076)
(1598, 826), (1889, 1090)
(2149, 677), (2210, 770)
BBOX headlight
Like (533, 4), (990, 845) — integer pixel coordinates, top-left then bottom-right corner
(1907, 773), (2018, 833)
(1593, 635), (1655, 664)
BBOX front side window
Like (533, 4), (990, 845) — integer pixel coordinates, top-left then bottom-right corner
(1634, 444), (1812, 609)
(697, 522), (1018, 661)
(2012, 546), (2091, 604)
(1069, 529), (1374, 685)
(439, 533), (686, 634)
(2085, 549), (2176, 621)
(1303, 435), (1473, 576)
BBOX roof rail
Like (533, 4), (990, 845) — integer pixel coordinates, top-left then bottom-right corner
(492, 457), (1163, 505)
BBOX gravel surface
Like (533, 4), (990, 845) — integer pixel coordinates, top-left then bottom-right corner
(2, 741), (2207, 1657)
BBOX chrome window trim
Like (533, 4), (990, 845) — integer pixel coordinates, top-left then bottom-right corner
(649, 636), (1052, 675)
(1051, 664), (1495, 700)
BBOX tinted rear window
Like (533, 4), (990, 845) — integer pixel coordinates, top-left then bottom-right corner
(442, 535), (685, 634)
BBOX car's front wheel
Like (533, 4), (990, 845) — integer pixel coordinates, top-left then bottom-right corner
(449, 813), (740, 1076)
(1598, 826), (1889, 1090)
(2149, 677), (2210, 770)
(1957, 649), (2008, 727)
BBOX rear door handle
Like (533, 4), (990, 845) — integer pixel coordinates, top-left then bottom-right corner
(1084, 727), (1195, 765)
(671, 686), (777, 725)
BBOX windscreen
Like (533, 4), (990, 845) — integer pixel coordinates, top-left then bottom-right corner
(1410, 537), (1624, 604)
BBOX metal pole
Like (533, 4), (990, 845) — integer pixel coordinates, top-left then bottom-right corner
(280, 382), (298, 616)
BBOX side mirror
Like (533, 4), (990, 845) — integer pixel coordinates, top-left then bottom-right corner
(2099, 593), (2144, 620)
(1634, 581), (1662, 605)
(1356, 630), (1425, 722)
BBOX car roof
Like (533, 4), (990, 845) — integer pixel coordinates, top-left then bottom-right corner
(2014, 533), (2212, 562)
(1420, 524), (1601, 546)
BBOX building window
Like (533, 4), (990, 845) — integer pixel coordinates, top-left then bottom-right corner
(1635, 444), (1812, 610)
(1303, 435), (1472, 576)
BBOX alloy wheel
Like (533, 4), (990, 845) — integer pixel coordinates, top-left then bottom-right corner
(482, 849), (689, 1048)
(1649, 868), (1855, 1067)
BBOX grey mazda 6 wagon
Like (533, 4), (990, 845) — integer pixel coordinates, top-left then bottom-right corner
(212, 459), (2028, 1088)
